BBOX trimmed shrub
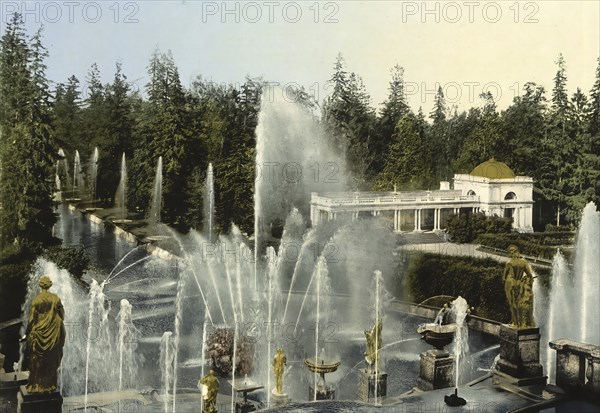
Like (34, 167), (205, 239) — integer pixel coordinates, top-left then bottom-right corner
(407, 252), (510, 322)
(446, 212), (512, 243)
(43, 245), (90, 279)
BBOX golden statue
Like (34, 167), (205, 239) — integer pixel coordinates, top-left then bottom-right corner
(503, 245), (535, 328)
(364, 318), (382, 370)
(199, 369), (219, 413)
(273, 348), (287, 395)
(24, 276), (65, 394)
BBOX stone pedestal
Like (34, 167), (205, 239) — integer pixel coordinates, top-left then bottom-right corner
(17, 385), (62, 413)
(357, 369), (387, 402)
(270, 390), (290, 407)
(235, 402), (257, 413)
(417, 349), (454, 391)
(495, 324), (546, 386)
(550, 339), (600, 398)
(308, 383), (335, 400)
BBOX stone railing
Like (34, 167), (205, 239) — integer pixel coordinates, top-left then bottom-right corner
(550, 339), (600, 397)
(312, 193), (480, 208)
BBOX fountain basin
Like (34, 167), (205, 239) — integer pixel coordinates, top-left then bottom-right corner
(417, 323), (457, 350)
(305, 357), (341, 374)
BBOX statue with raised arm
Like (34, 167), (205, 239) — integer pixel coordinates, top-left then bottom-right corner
(503, 245), (535, 328)
(24, 276), (66, 394)
(199, 369), (219, 413)
(273, 348), (287, 395)
(364, 318), (383, 370)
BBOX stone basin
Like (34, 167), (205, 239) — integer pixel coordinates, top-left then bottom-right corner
(417, 323), (457, 350)
(304, 357), (341, 374)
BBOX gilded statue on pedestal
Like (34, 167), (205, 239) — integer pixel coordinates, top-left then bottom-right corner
(503, 245), (535, 328)
(24, 276), (65, 394)
(273, 347), (287, 395)
(364, 318), (382, 370)
(199, 369), (219, 413)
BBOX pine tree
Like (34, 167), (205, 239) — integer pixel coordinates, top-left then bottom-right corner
(374, 65), (409, 176)
(588, 57), (600, 137)
(0, 16), (56, 247)
(429, 86), (449, 180)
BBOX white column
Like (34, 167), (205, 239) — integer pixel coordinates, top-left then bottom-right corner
(394, 210), (399, 231)
(433, 209), (438, 230)
(414, 209), (418, 232)
(417, 209), (422, 231)
(398, 210), (402, 231)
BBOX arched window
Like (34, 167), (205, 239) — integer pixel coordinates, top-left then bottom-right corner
(504, 192), (517, 200)
(467, 190), (476, 196)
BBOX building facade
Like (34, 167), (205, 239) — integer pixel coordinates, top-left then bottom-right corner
(310, 159), (534, 233)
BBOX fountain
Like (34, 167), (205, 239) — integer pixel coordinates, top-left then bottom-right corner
(204, 163), (214, 240)
(73, 149), (84, 193)
(90, 147), (99, 203)
(150, 156), (163, 225)
(114, 152), (129, 221)
(6, 86), (538, 413)
(160, 332), (174, 413)
(539, 202), (600, 381)
(57, 148), (71, 191)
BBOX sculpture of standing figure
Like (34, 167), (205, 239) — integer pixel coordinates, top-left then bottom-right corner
(503, 245), (535, 328)
(364, 319), (383, 370)
(199, 370), (219, 413)
(273, 348), (287, 395)
(24, 276), (65, 394)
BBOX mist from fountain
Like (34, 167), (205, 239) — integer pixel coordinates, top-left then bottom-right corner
(58, 148), (71, 190)
(539, 202), (600, 380)
(204, 163), (214, 241)
(115, 153), (127, 218)
(160, 332), (174, 413)
(254, 87), (346, 289)
(150, 156), (163, 225)
(451, 296), (469, 387)
(73, 150), (84, 193)
(117, 299), (140, 393)
(90, 147), (99, 201)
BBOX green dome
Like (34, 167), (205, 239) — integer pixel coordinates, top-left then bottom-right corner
(470, 158), (515, 179)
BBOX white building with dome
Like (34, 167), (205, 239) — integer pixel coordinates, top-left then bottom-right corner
(310, 159), (534, 233)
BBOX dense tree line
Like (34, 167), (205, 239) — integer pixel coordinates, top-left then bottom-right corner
(2, 14), (599, 257)
(323, 54), (600, 227)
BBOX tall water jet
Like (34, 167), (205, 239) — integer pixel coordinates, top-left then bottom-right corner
(115, 153), (127, 219)
(73, 149), (84, 193)
(451, 296), (470, 387)
(544, 252), (574, 380)
(117, 299), (139, 393)
(58, 148), (71, 190)
(150, 156), (163, 225)
(90, 147), (99, 201)
(254, 87), (346, 288)
(573, 202), (600, 345)
(540, 202), (600, 380)
(160, 332), (175, 413)
(204, 163), (214, 240)
(84, 280), (113, 411)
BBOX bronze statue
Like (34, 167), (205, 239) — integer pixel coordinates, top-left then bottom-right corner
(199, 369), (219, 413)
(364, 318), (382, 370)
(24, 276), (65, 394)
(503, 245), (535, 328)
(273, 348), (287, 395)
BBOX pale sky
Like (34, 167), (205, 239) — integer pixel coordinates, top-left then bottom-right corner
(2, 0), (599, 113)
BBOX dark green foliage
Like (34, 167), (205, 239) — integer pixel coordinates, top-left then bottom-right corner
(0, 15), (57, 249)
(406, 253), (510, 322)
(322, 54), (376, 188)
(373, 110), (433, 190)
(445, 212), (513, 243)
(476, 232), (574, 260)
(43, 245), (90, 279)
